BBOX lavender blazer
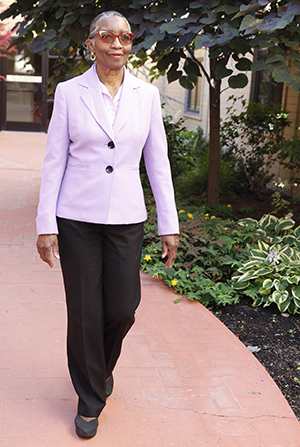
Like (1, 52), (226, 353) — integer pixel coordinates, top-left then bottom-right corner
(36, 66), (179, 236)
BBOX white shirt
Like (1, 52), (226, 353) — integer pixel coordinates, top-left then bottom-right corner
(93, 64), (123, 127)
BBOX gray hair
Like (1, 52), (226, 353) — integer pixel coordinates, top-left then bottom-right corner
(89, 11), (131, 38)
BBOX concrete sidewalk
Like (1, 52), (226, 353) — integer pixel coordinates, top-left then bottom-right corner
(0, 131), (299, 446)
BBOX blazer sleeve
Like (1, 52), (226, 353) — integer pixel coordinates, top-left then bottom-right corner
(143, 87), (179, 236)
(36, 83), (70, 235)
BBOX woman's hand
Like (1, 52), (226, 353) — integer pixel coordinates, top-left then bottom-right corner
(36, 234), (60, 268)
(161, 234), (179, 268)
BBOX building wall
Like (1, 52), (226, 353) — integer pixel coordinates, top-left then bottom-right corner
(131, 48), (252, 139)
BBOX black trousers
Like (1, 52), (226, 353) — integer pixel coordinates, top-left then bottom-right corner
(57, 217), (144, 417)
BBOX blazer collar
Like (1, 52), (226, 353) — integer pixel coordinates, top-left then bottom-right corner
(78, 66), (141, 139)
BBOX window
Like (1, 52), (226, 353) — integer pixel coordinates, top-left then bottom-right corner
(252, 49), (283, 106)
(186, 78), (202, 113)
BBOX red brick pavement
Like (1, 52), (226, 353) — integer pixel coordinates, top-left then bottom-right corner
(0, 131), (299, 446)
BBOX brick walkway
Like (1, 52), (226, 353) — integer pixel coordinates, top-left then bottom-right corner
(0, 131), (299, 446)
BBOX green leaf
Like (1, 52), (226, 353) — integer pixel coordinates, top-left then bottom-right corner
(280, 246), (294, 257)
(252, 267), (273, 277)
(235, 58), (252, 71)
(257, 240), (269, 252)
(280, 253), (291, 265)
(200, 16), (217, 25)
(288, 276), (300, 285)
(238, 218), (258, 227)
(263, 278), (273, 289)
(282, 235), (296, 245)
(56, 36), (70, 50)
(237, 270), (257, 282)
(215, 65), (233, 80)
(179, 76), (195, 90)
(43, 29), (56, 40)
(278, 298), (292, 313)
(234, 4), (259, 20)
(62, 12), (77, 25)
(272, 289), (289, 304)
(294, 226), (300, 238)
(251, 58), (268, 73)
(243, 260), (263, 270)
(55, 8), (65, 19)
(224, 5), (240, 14)
(292, 285), (300, 299)
(167, 67), (182, 83)
(289, 261), (300, 268)
(164, 21), (181, 34)
(253, 296), (267, 307)
(251, 249), (267, 259)
(189, 1), (203, 7)
(184, 59), (201, 77)
(228, 73), (248, 89)
(266, 54), (286, 64)
(289, 50), (300, 61)
(157, 55), (170, 72)
(239, 15), (263, 32)
(275, 220), (295, 232)
(273, 69), (295, 83)
(233, 280), (250, 290)
(194, 34), (211, 50)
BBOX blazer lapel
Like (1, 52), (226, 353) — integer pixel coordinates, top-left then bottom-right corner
(78, 67), (114, 140)
(114, 69), (141, 136)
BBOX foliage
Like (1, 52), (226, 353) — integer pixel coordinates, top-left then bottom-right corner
(142, 194), (300, 314)
(238, 213), (297, 241)
(270, 178), (291, 214)
(162, 116), (208, 180)
(234, 213), (300, 313)
(177, 151), (247, 202)
(232, 239), (300, 315)
(141, 195), (258, 307)
(0, 1), (16, 82)
(1, 1), (300, 206)
(277, 136), (300, 184)
(140, 115), (209, 189)
(221, 97), (291, 197)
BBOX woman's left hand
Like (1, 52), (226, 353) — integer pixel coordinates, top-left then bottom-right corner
(161, 234), (179, 268)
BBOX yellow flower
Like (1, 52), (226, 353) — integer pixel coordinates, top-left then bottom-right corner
(227, 204), (232, 208)
(171, 279), (178, 286)
(144, 255), (151, 261)
(205, 213), (209, 220)
(179, 209), (185, 213)
(187, 213), (193, 219)
(152, 273), (159, 278)
(210, 215), (216, 219)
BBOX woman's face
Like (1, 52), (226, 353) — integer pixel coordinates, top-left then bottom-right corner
(87, 16), (132, 72)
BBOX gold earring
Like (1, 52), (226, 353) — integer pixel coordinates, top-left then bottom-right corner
(90, 52), (96, 61)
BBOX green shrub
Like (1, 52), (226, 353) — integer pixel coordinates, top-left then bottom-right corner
(232, 240), (300, 314)
(232, 214), (300, 314)
(177, 152), (245, 202)
(221, 97), (291, 197)
(141, 197), (258, 307)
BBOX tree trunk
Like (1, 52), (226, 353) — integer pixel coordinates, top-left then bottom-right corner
(207, 56), (221, 207)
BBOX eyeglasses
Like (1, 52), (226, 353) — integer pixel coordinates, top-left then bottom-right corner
(90, 31), (134, 45)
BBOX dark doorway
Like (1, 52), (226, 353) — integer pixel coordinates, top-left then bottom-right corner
(0, 43), (48, 132)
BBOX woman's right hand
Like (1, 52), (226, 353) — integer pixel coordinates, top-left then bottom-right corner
(36, 234), (60, 268)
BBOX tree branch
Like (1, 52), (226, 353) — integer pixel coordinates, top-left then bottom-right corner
(185, 45), (211, 86)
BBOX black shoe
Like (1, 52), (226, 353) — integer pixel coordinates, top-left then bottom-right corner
(75, 414), (98, 439)
(106, 374), (114, 398)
